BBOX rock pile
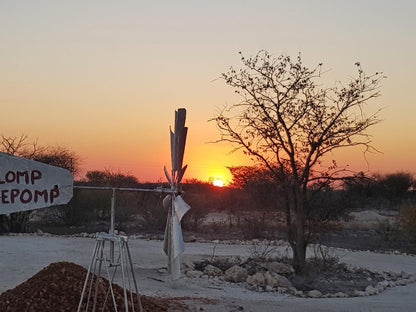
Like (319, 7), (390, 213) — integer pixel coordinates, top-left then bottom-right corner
(183, 257), (416, 298)
(0, 262), (189, 312)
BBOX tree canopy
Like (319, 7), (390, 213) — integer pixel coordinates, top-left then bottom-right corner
(214, 51), (384, 187)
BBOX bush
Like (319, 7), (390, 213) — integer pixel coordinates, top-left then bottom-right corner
(397, 204), (416, 252)
(61, 189), (111, 226)
(134, 192), (167, 231)
(0, 211), (30, 233)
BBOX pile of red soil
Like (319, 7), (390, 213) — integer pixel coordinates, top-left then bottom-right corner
(0, 262), (189, 312)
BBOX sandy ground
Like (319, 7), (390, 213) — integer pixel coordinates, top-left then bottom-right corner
(1, 235), (416, 311)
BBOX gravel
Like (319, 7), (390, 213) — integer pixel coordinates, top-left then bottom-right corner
(0, 262), (189, 312)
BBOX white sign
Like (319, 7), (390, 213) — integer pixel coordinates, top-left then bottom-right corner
(0, 152), (73, 215)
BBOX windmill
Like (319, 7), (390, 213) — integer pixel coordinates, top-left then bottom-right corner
(163, 108), (191, 279)
(76, 109), (191, 311)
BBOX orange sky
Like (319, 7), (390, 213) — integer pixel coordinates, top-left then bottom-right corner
(1, 1), (415, 184)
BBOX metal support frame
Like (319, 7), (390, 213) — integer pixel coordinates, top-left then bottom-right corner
(77, 233), (143, 312)
(73, 155), (189, 281)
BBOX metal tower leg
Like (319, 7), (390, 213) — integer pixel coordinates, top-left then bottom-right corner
(77, 233), (143, 312)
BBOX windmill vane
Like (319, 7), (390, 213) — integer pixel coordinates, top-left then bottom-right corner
(163, 108), (191, 279)
(169, 108), (188, 187)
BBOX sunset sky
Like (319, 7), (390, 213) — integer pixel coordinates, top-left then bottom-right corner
(1, 1), (415, 184)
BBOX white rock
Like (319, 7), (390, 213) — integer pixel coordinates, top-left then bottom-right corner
(331, 292), (347, 298)
(263, 262), (294, 275)
(378, 280), (390, 288)
(224, 265), (248, 283)
(294, 290), (303, 296)
(307, 290), (322, 298)
(185, 270), (203, 278)
(365, 285), (379, 296)
(354, 290), (367, 297)
(396, 279), (408, 286)
(246, 272), (266, 286)
(181, 259), (195, 271)
(270, 273), (292, 288)
(389, 281), (396, 287)
(203, 264), (223, 277)
(376, 284), (386, 292)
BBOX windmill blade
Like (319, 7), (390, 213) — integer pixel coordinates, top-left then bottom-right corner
(174, 108), (186, 137)
(170, 128), (176, 172)
(171, 211), (185, 259)
(176, 164), (187, 185)
(173, 195), (191, 222)
(172, 109), (187, 172)
(164, 165), (172, 186)
(175, 127), (187, 174)
(162, 201), (186, 259)
(168, 108), (188, 175)
(162, 194), (171, 209)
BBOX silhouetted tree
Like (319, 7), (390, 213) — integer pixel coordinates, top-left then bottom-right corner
(228, 165), (281, 211)
(85, 170), (139, 187)
(344, 171), (413, 210)
(212, 50), (384, 272)
(33, 147), (80, 176)
(382, 172), (413, 205)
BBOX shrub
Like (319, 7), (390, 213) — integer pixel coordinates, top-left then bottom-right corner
(397, 203), (416, 252)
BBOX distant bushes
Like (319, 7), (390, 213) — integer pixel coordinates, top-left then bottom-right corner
(343, 172), (414, 210)
(5, 166), (416, 248)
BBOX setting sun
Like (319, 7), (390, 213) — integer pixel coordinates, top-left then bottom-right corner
(212, 179), (224, 187)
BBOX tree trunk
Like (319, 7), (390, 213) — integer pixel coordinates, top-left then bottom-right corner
(292, 221), (307, 274)
(290, 187), (308, 274)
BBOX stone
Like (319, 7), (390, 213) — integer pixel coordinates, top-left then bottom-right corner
(389, 281), (396, 287)
(378, 280), (390, 288)
(376, 284), (385, 292)
(246, 272), (266, 286)
(396, 279), (408, 286)
(294, 290), (304, 297)
(307, 290), (322, 298)
(331, 292), (347, 298)
(263, 261), (294, 275)
(354, 290), (367, 297)
(185, 270), (203, 278)
(203, 264), (223, 277)
(268, 273), (292, 288)
(365, 285), (379, 296)
(185, 235), (197, 242)
(181, 259), (195, 271)
(264, 271), (276, 287)
(224, 265), (248, 283)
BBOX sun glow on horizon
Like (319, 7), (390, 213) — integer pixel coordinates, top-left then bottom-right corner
(212, 179), (224, 187)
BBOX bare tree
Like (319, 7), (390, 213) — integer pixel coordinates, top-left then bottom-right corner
(0, 134), (44, 158)
(33, 147), (80, 176)
(212, 50), (384, 273)
(0, 135), (80, 175)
